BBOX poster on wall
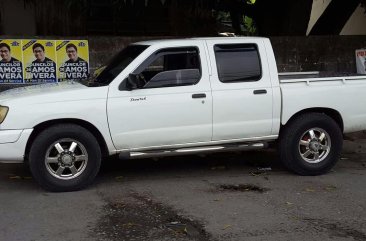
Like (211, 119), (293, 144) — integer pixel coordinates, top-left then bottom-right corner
(23, 40), (57, 83)
(0, 39), (90, 84)
(356, 49), (366, 74)
(0, 39), (24, 83)
(56, 40), (89, 81)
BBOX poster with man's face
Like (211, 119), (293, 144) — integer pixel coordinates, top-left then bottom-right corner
(0, 39), (23, 83)
(56, 40), (89, 81)
(23, 40), (57, 83)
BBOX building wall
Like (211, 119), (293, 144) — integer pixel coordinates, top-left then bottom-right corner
(341, 5), (366, 35)
(307, 0), (366, 35)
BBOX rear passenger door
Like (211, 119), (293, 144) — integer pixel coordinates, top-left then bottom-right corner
(206, 39), (274, 141)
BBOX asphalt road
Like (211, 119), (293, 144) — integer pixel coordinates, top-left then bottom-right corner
(1, 141), (366, 241)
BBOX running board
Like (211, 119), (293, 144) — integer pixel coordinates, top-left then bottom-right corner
(119, 142), (268, 160)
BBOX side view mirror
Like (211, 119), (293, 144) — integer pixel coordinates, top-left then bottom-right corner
(126, 73), (145, 90)
(126, 74), (138, 90)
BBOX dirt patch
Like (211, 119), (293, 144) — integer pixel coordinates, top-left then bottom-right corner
(304, 218), (366, 241)
(92, 193), (211, 241)
(217, 184), (269, 193)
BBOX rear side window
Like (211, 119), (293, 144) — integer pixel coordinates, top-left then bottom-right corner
(214, 44), (261, 83)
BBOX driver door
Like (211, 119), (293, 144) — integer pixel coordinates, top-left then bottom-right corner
(107, 42), (212, 151)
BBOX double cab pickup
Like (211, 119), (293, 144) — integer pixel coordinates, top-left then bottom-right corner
(1, 37), (366, 191)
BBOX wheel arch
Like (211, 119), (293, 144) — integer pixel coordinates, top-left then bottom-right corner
(25, 119), (110, 161)
(281, 108), (344, 133)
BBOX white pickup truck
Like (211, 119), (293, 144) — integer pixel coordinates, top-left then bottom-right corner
(1, 37), (365, 192)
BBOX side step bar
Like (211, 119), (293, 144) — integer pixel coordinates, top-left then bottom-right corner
(119, 142), (268, 159)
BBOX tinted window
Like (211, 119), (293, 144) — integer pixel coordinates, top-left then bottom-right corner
(214, 44), (261, 83)
(135, 47), (201, 89)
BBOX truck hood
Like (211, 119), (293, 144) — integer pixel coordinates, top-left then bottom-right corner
(0, 81), (106, 105)
(0, 82), (85, 101)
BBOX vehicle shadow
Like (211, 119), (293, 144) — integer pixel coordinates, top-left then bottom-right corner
(97, 150), (285, 183)
(0, 163), (40, 192)
(0, 150), (285, 191)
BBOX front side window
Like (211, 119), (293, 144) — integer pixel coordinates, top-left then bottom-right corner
(214, 44), (261, 83)
(134, 47), (201, 89)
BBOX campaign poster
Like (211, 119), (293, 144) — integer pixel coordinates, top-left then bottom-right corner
(23, 40), (57, 83)
(0, 39), (23, 83)
(356, 49), (366, 74)
(56, 40), (89, 81)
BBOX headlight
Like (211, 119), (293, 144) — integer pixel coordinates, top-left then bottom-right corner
(0, 106), (9, 124)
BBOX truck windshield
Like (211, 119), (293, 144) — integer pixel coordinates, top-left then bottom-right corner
(93, 45), (149, 86)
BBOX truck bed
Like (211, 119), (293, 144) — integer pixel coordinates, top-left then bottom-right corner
(279, 74), (366, 134)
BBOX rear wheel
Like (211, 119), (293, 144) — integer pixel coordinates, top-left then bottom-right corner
(280, 113), (343, 175)
(29, 124), (101, 192)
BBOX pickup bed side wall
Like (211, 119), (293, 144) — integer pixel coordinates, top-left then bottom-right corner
(280, 78), (366, 133)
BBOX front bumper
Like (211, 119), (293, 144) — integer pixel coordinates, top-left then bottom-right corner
(0, 129), (33, 163)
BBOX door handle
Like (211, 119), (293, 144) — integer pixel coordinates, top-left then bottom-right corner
(253, 89), (267, 95)
(192, 93), (206, 99)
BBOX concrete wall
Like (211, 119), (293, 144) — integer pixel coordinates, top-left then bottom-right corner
(1, 35), (366, 91)
(271, 36), (366, 72)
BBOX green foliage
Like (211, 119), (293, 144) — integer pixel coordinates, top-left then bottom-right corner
(243, 16), (257, 35)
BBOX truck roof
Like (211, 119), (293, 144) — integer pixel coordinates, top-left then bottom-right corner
(135, 37), (269, 45)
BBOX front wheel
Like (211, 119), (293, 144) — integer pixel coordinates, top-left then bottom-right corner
(280, 113), (343, 175)
(29, 124), (101, 192)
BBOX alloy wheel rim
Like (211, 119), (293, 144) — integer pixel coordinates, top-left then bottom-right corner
(298, 128), (331, 164)
(45, 139), (88, 180)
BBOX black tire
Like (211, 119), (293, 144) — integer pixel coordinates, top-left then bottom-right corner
(280, 113), (343, 175)
(29, 124), (101, 192)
